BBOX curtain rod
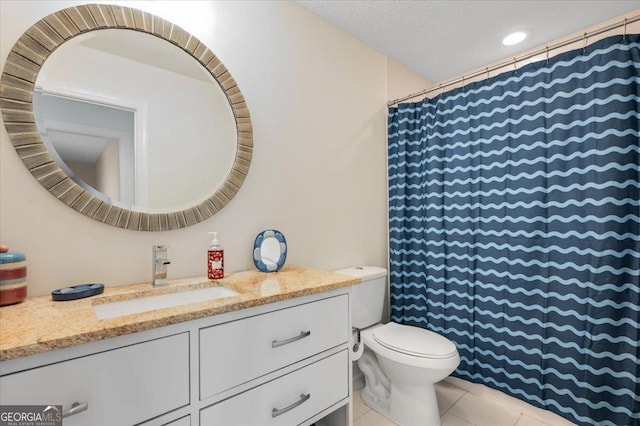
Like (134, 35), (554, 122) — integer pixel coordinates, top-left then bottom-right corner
(388, 14), (640, 107)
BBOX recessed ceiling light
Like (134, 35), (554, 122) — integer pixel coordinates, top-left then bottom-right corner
(502, 31), (527, 46)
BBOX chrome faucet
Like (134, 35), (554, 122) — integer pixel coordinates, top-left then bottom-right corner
(152, 245), (171, 286)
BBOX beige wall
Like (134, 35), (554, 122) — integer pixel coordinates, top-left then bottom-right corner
(2, 2), (634, 297)
(0, 0), (389, 296)
(386, 58), (433, 104)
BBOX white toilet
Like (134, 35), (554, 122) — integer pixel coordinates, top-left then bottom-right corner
(337, 266), (460, 426)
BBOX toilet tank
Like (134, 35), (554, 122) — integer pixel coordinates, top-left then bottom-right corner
(334, 266), (387, 329)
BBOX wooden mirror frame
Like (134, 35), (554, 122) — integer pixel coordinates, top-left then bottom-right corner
(0, 4), (253, 231)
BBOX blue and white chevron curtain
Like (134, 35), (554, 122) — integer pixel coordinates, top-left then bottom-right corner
(388, 35), (639, 426)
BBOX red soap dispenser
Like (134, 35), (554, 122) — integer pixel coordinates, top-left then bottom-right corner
(207, 232), (224, 280)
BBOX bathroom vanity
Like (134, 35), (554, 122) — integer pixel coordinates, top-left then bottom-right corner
(0, 266), (359, 426)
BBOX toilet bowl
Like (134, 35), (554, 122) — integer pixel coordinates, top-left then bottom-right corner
(336, 266), (460, 426)
(358, 322), (460, 426)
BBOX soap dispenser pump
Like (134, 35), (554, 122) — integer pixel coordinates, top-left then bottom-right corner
(207, 232), (224, 279)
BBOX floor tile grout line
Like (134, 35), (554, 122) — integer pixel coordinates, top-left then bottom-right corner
(513, 414), (523, 426)
(446, 411), (478, 426)
(356, 386), (568, 426)
(440, 389), (469, 417)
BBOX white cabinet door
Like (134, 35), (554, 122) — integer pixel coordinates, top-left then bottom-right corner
(200, 350), (349, 426)
(0, 333), (190, 426)
(199, 294), (349, 400)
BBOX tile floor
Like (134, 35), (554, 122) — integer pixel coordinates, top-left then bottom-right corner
(353, 379), (576, 426)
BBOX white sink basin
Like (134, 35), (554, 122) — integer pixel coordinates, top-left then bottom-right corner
(93, 286), (240, 319)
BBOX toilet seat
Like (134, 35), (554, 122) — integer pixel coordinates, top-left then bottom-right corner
(361, 324), (459, 370)
(373, 322), (458, 359)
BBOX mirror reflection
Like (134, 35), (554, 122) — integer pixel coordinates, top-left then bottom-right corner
(253, 230), (288, 272)
(33, 29), (237, 213)
(261, 238), (282, 267)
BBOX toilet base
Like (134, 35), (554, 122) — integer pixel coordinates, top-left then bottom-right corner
(388, 382), (440, 426)
(358, 348), (442, 426)
(358, 350), (391, 417)
(361, 384), (440, 426)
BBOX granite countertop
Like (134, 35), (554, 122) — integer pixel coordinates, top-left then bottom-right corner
(0, 265), (359, 361)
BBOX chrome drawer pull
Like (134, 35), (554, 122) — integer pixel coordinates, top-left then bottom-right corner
(272, 393), (310, 418)
(62, 401), (88, 418)
(272, 330), (311, 348)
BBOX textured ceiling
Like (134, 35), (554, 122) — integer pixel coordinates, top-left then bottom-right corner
(295, 1), (640, 83)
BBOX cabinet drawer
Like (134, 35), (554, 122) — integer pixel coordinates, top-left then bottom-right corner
(199, 294), (348, 400)
(200, 350), (348, 425)
(0, 333), (190, 426)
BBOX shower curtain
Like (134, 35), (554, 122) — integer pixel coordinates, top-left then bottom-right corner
(388, 34), (639, 426)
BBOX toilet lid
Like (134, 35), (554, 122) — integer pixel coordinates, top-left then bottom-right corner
(373, 322), (458, 359)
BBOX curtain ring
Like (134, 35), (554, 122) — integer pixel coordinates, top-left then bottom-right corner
(485, 67), (490, 81)
(623, 18), (627, 41)
(439, 83), (443, 96)
(462, 75), (465, 89)
(513, 57), (517, 74)
(545, 46), (550, 64)
(582, 32), (588, 54)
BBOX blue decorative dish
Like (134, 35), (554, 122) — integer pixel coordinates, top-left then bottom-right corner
(52, 283), (104, 301)
(253, 230), (287, 272)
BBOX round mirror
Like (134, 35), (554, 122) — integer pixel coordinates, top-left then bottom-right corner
(33, 29), (237, 213)
(253, 230), (287, 272)
(0, 4), (253, 231)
